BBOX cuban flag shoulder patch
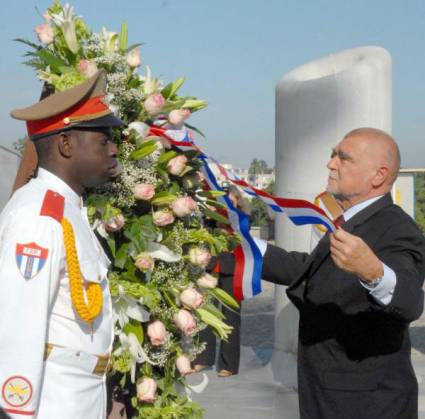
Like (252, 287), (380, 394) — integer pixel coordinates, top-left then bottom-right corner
(16, 242), (49, 280)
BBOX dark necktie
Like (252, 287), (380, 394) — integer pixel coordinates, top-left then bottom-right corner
(334, 214), (345, 228)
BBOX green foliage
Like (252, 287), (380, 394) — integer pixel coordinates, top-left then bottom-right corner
(248, 158), (268, 174)
(415, 173), (425, 233)
(250, 197), (269, 226)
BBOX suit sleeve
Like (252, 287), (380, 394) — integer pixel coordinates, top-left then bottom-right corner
(376, 220), (425, 322)
(261, 243), (309, 286)
(0, 215), (62, 418)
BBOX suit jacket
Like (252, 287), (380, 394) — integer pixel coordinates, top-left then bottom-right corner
(262, 194), (425, 419)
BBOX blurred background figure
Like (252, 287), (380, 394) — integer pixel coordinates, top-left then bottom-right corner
(194, 185), (250, 377)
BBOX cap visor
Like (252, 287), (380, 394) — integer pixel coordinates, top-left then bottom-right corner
(70, 113), (124, 128)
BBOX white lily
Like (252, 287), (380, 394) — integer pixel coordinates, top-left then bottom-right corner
(143, 66), (161, 95)
(114, 332), (156, 382)
(147, 242), (181, 263)
(112, 285), (150, 329)
(128, 121), (150, 140)
(50, 4), (80, 54)
(100, 26), (118, 55)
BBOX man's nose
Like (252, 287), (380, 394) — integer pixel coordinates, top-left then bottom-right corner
(109, 142), (118, 156)
(327, 157), (337, 170)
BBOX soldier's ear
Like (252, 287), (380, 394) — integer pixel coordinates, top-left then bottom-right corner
(57, 131), (74, 158)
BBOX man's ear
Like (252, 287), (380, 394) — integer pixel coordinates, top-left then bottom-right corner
(57, 131), (74, 158)
(372, 166), (389, 188)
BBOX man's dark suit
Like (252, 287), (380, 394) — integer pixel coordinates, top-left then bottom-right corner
(262, 194), (425, 419)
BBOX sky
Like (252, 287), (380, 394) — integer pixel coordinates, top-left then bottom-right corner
(1, 0), (424, 169)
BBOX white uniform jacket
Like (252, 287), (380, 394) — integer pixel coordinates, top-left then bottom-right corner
(0, 169), (113, 418)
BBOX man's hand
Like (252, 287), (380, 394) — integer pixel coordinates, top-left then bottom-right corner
(329, 228), (384, 282)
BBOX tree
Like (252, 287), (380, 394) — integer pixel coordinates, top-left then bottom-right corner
(415, 172), (425, 233)
(248, 158), (268, 174)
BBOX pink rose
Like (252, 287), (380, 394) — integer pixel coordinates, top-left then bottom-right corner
(152, 209), (175, 226)
(147, 320), (167, 346)
(127, 47), (142, 67)
(134, 183), (155, 200)
(78, 59), (98, 78)
(104, 214), (125, 232)
(173, 309), (197, 336)
(167, 155), (188, 176)
(137, 377), (157, 403)
(134, 253), (154, 272)
(144, 92), (165, 115)
(180, 288), (204, 309)
(168, 109), (191, 126)
(188, 247), (212, 268)
(197, 273), (218, 289)
(35, 23), (54, 45)
(176, 355), (192, 376)
(171, 196), (197, 218)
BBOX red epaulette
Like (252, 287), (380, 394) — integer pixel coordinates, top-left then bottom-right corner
(40, 189), (65, 223)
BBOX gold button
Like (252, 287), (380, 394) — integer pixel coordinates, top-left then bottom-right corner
(63, 117), (70, 125)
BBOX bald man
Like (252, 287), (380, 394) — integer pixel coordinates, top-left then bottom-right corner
(260, 128), (425, 419)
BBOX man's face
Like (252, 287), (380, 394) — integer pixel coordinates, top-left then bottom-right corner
(326, 135), (377, 206)
(71, 128), (118, 188)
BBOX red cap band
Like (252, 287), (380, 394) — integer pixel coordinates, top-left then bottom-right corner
(26, 95), (110, 137)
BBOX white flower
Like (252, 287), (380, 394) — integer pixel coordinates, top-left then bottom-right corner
(143, 66), (160, 95)
(127, 47), (142, 67)
(112, 285), (150, 329)
(100, 26), (118, 55)
(50, 4), (80, 54)
(147, 242), (181, 262)
(128, 121), (150, 140)
(114, 332), (155, 382)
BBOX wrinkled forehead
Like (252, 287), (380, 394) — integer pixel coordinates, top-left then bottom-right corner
(336, 134), (369, 155)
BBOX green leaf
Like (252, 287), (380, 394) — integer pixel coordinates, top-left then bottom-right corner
(205, 199), (227, 210)
(151, 192), (177, 206)
(123, 321), (144, 344)
(115, 243), (129, 269)
(14, 38), (40, 50)
(198, 190), (226, 198)
(203, 208), (230, 224)
(119, 21), (128, 52)
(210, 287), (240, 310)
(125, 43), (143, 53)
(35, 49), (69, 73)
(107, 237), (116, 258)
(184, 122), (206, 138)
(168, 182), (181, 195)
(130, 139), (157, 160)
(182, 99), (208, 111)
(177, 165), (193, 177)
(162, 289), (178, 309)
(202, 302), (225, 320)
(157, 150), (177, 165)
(161, 77), (185, 99)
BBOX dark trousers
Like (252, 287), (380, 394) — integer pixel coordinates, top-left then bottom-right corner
(195, 268), (241, 374)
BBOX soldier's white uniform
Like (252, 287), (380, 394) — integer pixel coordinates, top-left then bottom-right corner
(0, 168), (113, 418)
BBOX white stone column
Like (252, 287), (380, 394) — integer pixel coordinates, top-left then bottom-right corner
(272, 46), (392, 388)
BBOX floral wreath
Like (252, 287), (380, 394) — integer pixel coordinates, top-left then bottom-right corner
(19, 2), (240, 417)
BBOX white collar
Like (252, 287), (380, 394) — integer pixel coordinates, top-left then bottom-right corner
(343, 195), (384, 221)
(37, 168), (82, 209)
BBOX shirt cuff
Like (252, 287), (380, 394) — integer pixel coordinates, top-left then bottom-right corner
(253, 238), (268, 256)
(359, 263), (396, 305)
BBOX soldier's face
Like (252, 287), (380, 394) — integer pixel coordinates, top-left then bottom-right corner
(72, 128), (118, 188)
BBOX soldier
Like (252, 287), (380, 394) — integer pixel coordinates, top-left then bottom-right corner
(0, 70), (123, 418)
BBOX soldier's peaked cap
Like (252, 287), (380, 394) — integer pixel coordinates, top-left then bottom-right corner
(11, 70), (123, 140)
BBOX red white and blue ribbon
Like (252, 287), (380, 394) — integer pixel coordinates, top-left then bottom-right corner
(148, 126), (336, 300)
